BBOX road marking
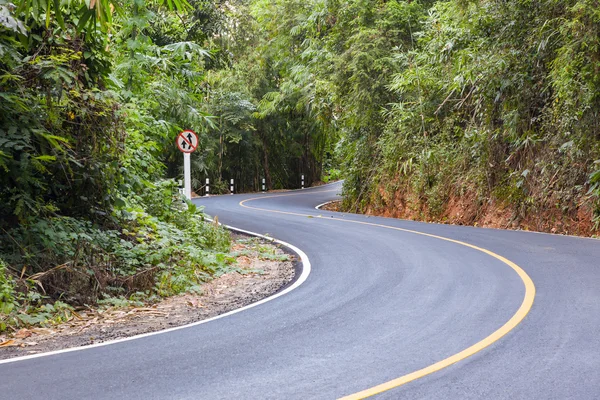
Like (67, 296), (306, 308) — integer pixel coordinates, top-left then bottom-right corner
(239, 189), (339, 218)
(0, 225), (311, 365)
(240, 189), (536, 399)
(315, 200), (337, 210)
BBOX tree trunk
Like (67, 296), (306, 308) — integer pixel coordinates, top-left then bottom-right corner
(259, 133), (272, 189)
(218, 133), (223, 181)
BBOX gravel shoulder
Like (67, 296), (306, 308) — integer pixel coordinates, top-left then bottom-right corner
(0, 234), (296, 360)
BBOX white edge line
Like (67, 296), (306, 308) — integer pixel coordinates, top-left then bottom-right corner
(315, 200), (338, 211)
(0, 223), (311, 365)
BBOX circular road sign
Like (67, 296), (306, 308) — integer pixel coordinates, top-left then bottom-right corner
(177, 130), (198, 153)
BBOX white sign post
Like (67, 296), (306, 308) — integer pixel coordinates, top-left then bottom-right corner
(183, 153), (191, 199)
(176, 130), (198, 200)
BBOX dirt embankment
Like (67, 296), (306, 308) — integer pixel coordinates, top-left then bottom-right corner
(0, 235), (296, 360)
(326, 187), (599, 237)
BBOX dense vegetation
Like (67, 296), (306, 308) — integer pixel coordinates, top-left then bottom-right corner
(0, 0), (233, 330)
(241, 0), (600, 234)
(2, 0), (600, 329)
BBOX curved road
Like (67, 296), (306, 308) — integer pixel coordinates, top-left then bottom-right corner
(2, 181), (600, 399)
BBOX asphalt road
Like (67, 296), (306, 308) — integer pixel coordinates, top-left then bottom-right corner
(2, 181), (599, 399)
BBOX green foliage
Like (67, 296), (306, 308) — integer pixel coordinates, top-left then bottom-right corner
(1, 0), (124, 227)
(368, 0), (600, 221)
(1, 182), (231, 302)
(0, 259), (16, 316)
(243, 0), (598, 227)
(322, 168), (342, 183)
(16, 300), (74, 328)
(0, 0), (238, 329)
(196, 0), (340, 190)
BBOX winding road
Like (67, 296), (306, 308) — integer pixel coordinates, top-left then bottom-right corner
(2, 181), (600, 399)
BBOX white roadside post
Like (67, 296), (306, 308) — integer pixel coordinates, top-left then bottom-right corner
(176, 130), (198, 201)
(230, 178), (234, 195)
(301, 174), (305, 189)
(262, 178), (266, 192)
(205, 178), (210, 197)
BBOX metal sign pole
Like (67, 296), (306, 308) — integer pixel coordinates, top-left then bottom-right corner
(184, 152), (192, 200)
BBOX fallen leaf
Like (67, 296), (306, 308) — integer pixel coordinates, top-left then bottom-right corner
(30, 328), (56, 335)
(71, 310), (84, 320)
(14, 329), (32, 339)
(0, 339), (16, 347)
(186, 299), (203, 308)
(237, 256), (252, 266)
(78, 317), (99, 331)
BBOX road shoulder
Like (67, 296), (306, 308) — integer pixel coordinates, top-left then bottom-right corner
(0, 234), (295, 360)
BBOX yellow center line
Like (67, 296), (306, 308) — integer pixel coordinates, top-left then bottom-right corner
(239, 190), (536, 399)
